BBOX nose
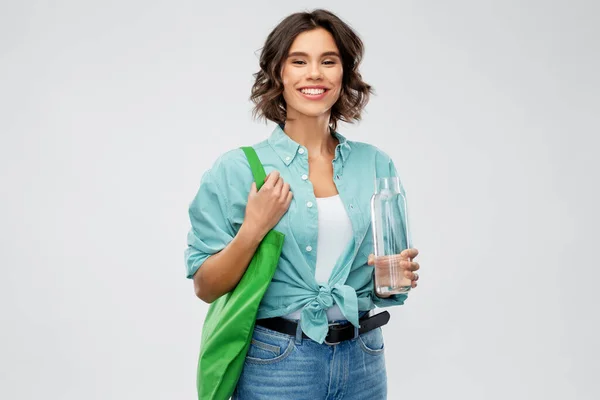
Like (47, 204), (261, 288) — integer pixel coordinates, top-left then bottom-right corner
(307, 63), (323, 80)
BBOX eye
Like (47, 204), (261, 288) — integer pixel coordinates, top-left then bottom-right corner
(292, 60), (306, 65)
(323, 60), (336, 65)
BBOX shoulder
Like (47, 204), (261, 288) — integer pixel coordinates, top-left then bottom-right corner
(204, 140), (271, 192)
(345, 138), (402, 182)
(346, 139), (394, 165)
(209, 138), (270, 174)
(209, 147), (248, 176)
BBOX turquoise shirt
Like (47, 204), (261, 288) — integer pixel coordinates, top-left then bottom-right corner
(185, 123), (410, 344)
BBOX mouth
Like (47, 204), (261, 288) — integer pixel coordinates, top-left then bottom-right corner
(297, 87), (329, 100)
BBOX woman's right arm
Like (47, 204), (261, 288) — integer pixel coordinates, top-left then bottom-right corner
(193, 170), (292, 303)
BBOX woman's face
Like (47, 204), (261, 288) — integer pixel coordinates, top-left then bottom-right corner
(280, 27), (344, 121)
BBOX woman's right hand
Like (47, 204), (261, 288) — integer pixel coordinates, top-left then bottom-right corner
(242, 171), (293, 239)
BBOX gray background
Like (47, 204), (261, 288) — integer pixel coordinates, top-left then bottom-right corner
(1, 0), (598, 399)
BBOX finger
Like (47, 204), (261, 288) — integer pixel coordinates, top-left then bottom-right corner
(263, 170), (280, 188)
(250, 182), (257, 195)
(367, 254), (374, 265)
(404, 270), (417, 280)
(409, 261), (420, 271)
(411, 281), (418, 288)
(400, 259), (412, 270)
(401, 248), (419, 260)
(273, 175), (284, 195)
(285, 190), (293, 205)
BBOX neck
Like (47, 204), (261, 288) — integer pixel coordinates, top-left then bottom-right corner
(282, 114), (338, 158)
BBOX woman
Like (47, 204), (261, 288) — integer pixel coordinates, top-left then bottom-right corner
(185, 9), (420, 399)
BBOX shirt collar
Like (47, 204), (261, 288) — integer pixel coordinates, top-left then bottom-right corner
(268, 123), (352, 166)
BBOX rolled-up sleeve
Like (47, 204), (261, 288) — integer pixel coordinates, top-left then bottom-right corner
(372, 291), (409, 307)
(184, 167), (235, 279)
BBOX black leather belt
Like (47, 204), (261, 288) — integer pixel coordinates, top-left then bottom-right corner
(255, 310), (390, 345)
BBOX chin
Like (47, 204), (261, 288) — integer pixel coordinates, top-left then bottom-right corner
(291, 104), (335, 119)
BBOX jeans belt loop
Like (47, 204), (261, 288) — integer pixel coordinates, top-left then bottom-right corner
(294, 320), (303, 345)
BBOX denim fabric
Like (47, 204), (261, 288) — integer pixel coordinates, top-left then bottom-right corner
(232, 321), (387, 400)
(185, 123), (410, 343)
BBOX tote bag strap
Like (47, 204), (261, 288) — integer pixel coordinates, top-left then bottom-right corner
(240, 146), (267, 190)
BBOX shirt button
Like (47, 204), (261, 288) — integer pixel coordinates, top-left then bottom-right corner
(306, 201), (313, 208)
(298, 148), (305, 155)
(301, 174), (308, 180)
(335, 174), (340, 180)
(306, 245), (312, 252)
(285, 156), (291, 161)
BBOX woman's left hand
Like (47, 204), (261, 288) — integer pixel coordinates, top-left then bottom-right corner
(368, 248), (420, 295)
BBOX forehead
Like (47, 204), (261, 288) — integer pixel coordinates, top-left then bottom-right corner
(288, 28), (339, 54)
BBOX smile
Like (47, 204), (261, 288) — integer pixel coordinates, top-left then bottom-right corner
(297, 88), (329, 100)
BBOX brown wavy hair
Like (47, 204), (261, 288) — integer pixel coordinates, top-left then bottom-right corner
(250, 9), (374, 132)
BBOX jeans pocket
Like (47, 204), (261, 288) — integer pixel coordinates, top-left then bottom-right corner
(245, 326), (295, 365)
(358, 327), (385, 355)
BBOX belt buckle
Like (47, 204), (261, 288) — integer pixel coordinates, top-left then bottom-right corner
(323, 321), (343, 346)
(324, 337), (341, 346)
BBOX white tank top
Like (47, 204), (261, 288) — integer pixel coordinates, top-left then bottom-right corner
(283, 194), (354, 321)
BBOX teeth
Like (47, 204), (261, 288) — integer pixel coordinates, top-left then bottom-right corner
(300, 88), (325, 95)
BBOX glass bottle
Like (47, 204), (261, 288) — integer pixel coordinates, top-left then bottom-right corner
(370, 177), (412, 295)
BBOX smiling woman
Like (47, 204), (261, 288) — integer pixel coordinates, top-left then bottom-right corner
(186, 7), (420, 400)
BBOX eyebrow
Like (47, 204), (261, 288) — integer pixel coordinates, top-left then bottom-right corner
(287, 51), (341, 58)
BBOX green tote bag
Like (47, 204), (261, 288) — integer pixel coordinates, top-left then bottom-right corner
(196, 146), (285, 400)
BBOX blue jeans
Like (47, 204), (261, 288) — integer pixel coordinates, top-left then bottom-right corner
(232, 319), (387, 399)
